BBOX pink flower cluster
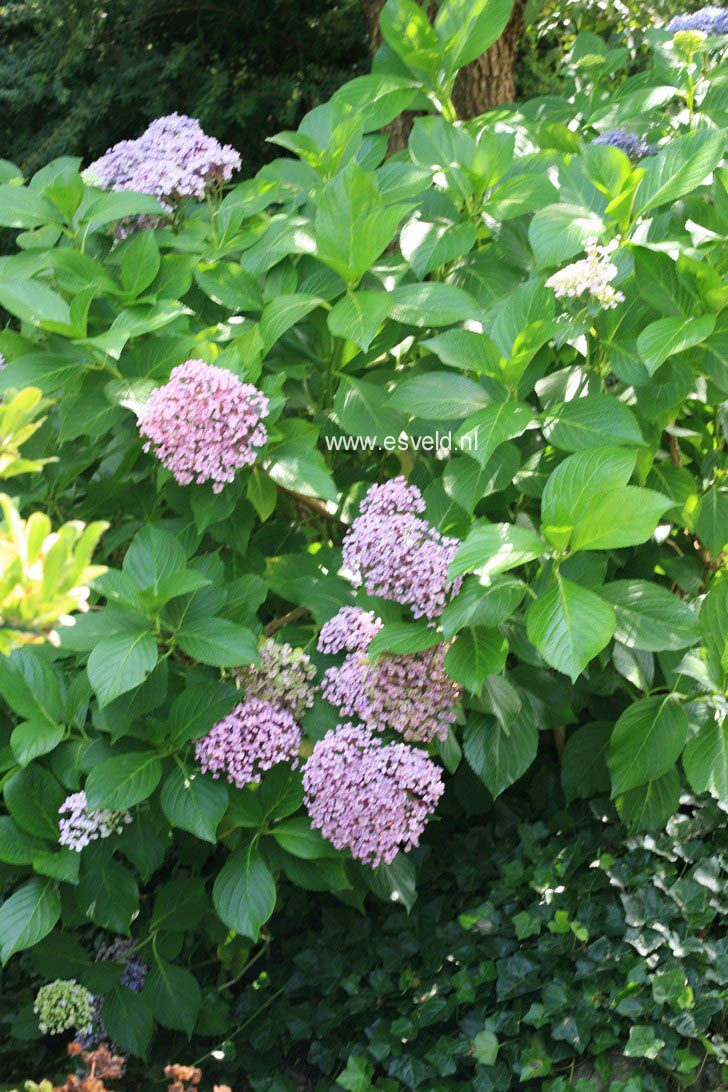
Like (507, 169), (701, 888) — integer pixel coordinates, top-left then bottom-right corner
(303, 723), (444, 867)
(138, 359), (269, 493)
(194, 697), (301, 788)
(234, 637), (316, 721)
(318, 606), (461, 743)
(58, 792), (132, 852)
(85, 113), (241, 210)
(342, 478), (462, 620)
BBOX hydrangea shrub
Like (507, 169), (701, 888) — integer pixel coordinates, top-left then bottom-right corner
(0, 0), (726, 1065)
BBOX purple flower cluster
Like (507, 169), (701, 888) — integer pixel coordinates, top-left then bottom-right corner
(194, 696), (301, 788)
(303, 723), (444, 867)
(58, 791), (132, 852)
(85, 113), (241, 210)
(138, 359), (269, 493)
(234, 638), (316, 720)
(318, 607), (461, 743)
(342, 479), (462, 620)
(318, 606), (383, 654)
(593, 129), (655, 159)
(667, 6), (728, 32)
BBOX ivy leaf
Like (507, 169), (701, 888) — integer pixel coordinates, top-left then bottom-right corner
(212, 841), (276, 940)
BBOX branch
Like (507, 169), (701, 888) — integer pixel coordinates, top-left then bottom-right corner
(264, 606), (310, 636)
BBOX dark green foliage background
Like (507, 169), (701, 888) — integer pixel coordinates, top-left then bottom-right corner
(0, 0), (368, 176)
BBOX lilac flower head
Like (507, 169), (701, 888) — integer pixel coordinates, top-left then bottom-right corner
(545, 238), (625, 310)
(195, 696), (302, 788)
(317, 606), (383, 654)
(319, 608), (461, 743)
(342, 482), (461, 621)
(593, 129), (655, 159)
(58, 791), (132, 852)
(666, 7), (728, 32)
(138, 359), (269, 493)
(234, 637), (316, 720)
(85, 113), (241, 210)
(303, 723), (444, 867)
(358, 476), (426, 517)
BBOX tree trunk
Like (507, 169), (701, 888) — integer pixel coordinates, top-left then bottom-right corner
(361, 0), (526, 151)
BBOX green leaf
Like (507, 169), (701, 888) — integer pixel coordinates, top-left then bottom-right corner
(10, 720), (64, 767)
(167, 683), (239, 747)
(636, 130), (725, 213)
(526, 576), (615, 681)
(333, 74), (418, 132)
(160, 768), (228, 844)
(0, 878), (61, 963)
(443, 628), (508, 693)
(145, 961), (201, 1038)
(83, 190), (165, 231)
(0, 279), (73, 334)
(367, 853), (417, 911)
(388, 282), (481, 326)
(541, 446), (637, 534)
(441, 575), (525, 637)
(120, 230), (160, 296)
(435, 0), (513, 70)
(123, 525), (186, 595)
(175, 617), (259, 667)
(683, 713), (728, 802)
(333, 375), (404, 441)
(561, 723), (611, 804)
(463, 712), (538, 798)
(0, 817), (45, 866)
(86, 750), (162, 810)
(694, 488), (728, 558)
(542, 395), (642, 452)
(152, 878), (207, 933)
(400, 217), (476, 278)
(422, 328), (501, 374)
(247, 466), (278, 521)
(450, 522), (544, 579)
(379, 0), (440, 78)
(600, 580), (700, 651)
(570, 487), (671, 552)
(473, 1028), (500, 1066)
(87, 630), (158, 707)
(637, 314), (715, 376)
(528, 203), (604, 268)
(390, 372), (490, 420)
(616, 768), (681, 832)
(194, 262), (263, 311)
(456, 402), (531, 468)
(76, 858), (139, 933)
(212, 841), (276, 941)
(368, 621), (441, 657)
(102, 986), (153, 1059)
(315, 160), (408, 283)
(271, 817), (342, 859)
(327, 291), (393, 351)
(5, 765), (64, 839)
(608, 695), (688, 795)
(0, 184), (58, 228)
(260, 293), (324, 354)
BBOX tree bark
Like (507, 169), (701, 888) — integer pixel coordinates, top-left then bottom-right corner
(361, 0), (526, 151)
